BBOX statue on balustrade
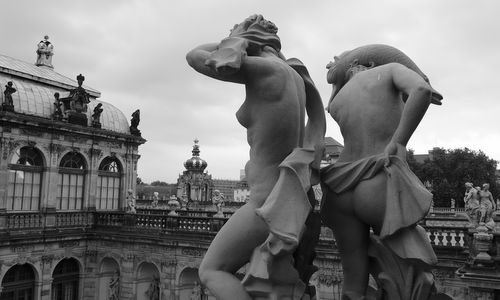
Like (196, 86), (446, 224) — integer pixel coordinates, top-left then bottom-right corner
(187, 14), (326, 300)
(320, 44), (446, 300)
(478, 183), (496, 230)
(464, 182), (480, 227)
(126, 189), (137, 214)
(212, 189), (225, 217)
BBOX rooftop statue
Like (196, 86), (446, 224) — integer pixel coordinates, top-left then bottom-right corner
(36, 35), (54, 68)
(92, 103), (103, 128)
(130, 109), (141, 136)
(2, 81), (16, 112)
(69, 74), (90, 113)
(187, 14), (326, 300)
(321, 44), (446, 300)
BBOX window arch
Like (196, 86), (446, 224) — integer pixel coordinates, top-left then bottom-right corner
(96, 157), (122, 210)
(52, 258), (80, 300)
(7, 147), (44, 211)
(0, 264), (36, 300)
(57, 152), (86, 210)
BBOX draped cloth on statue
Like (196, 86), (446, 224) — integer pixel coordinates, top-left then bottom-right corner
(206, 16), (326, 297)
(321, 154), (437, 265)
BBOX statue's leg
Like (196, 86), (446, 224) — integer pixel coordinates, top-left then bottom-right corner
(199, 202), (268, 300)
(321, 190), (370, 299)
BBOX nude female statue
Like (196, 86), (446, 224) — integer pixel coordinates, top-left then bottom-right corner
(320, 45), (443, 299)
(187, 14), (325, 299)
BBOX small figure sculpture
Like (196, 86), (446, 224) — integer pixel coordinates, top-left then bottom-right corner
(187, 14), (325, 299)
(126, 189), (136, 214)
(53, 92), (64, 120)
(108, 271), (120, 300)
(152, 192), (159, 208)
(145, 277), (160, 300)
(212, 190), (225, 217)
(321, 44), (443, 299)
(167, 195), (180, 216)
(464, 182), (480, 227)
(478, 183), (496, 230)
(2, 81), (16, 112)
(35, 35), (54, 68)
(69, 74), (90, 113)
(190, 282), (202, 300)
(92, 103), (103, 128)
(130, 109), (141, 136)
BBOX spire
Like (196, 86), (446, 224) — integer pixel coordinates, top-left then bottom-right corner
(184, 139), (207, 172)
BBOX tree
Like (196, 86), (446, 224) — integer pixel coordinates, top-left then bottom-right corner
(150, 180), (169, 186)
(136, 177), (144, 185)
(407, 147), (498, 207)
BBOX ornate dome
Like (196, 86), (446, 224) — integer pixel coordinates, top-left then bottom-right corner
(184, 139), (207, 172)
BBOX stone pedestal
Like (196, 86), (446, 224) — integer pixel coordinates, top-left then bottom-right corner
(1, 103), (14, 112)
(67, 111), (88, 126)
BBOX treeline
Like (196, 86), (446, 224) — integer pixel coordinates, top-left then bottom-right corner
(407, 147), (498, 207)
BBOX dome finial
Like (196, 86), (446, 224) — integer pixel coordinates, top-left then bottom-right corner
(184, 139), (207, 172)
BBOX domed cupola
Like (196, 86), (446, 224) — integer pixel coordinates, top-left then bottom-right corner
(184, 139), (207, 173)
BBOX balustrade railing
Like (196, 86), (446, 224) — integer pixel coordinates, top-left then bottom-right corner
(94, 212), (227, 233)
(55, 212), (91, 228)
(3, 210), (476, 254)
(6, 212), (43, 230)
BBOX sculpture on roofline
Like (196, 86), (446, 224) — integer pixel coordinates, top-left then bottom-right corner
(320, 44), (449, 300)
(92, 103), (103, 128)
(130, 109), (141, 136)
(53, 92), (64, 120)
(2, 81), (16, 112)
(36, 35), (54, 68)
(187, 14), (326, 300)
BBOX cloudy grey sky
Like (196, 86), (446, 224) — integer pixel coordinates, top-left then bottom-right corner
(1, 1), (499, 183)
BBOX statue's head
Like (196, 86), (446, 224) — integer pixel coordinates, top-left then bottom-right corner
(327, 44), (431, 100)
(230, 14), (281, 55)
(465, 182), (473, 189)
(483, 183), (490, 190)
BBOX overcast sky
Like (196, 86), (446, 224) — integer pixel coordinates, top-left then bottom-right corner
(1, 1), (499, 183)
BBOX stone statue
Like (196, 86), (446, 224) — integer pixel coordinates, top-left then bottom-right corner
(190, 282), (202, 300)
(145, 277), (160, 300)
(126, 189), (136, 214)
(53, 92), (63, 120)
(321, 44), (443, 300)
(187, 14), (326, 300)
(69, 74), (90, 113)
(464, 182), (480, 227)
(478, 183), (496, 230)
(92, 103), (103, 128)
(36, 35), (54, 68)
(152, 192), (159, 208)
(130, 109), (141, 136)
(108, 271), (120, 300)
(2, 81), (16, 112)
(167, 195), (180, 216)
(212, 189), (225, 217)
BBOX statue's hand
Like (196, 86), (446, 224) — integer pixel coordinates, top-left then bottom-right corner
(384, 141), (398, 167)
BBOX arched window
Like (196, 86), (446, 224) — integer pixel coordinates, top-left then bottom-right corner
(96, 157), (122, 210)
(52, 258), (79, 300)
(0, 264), (36, 300)
(7, 147), (44, 211)
(57, 152), (86, 210)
